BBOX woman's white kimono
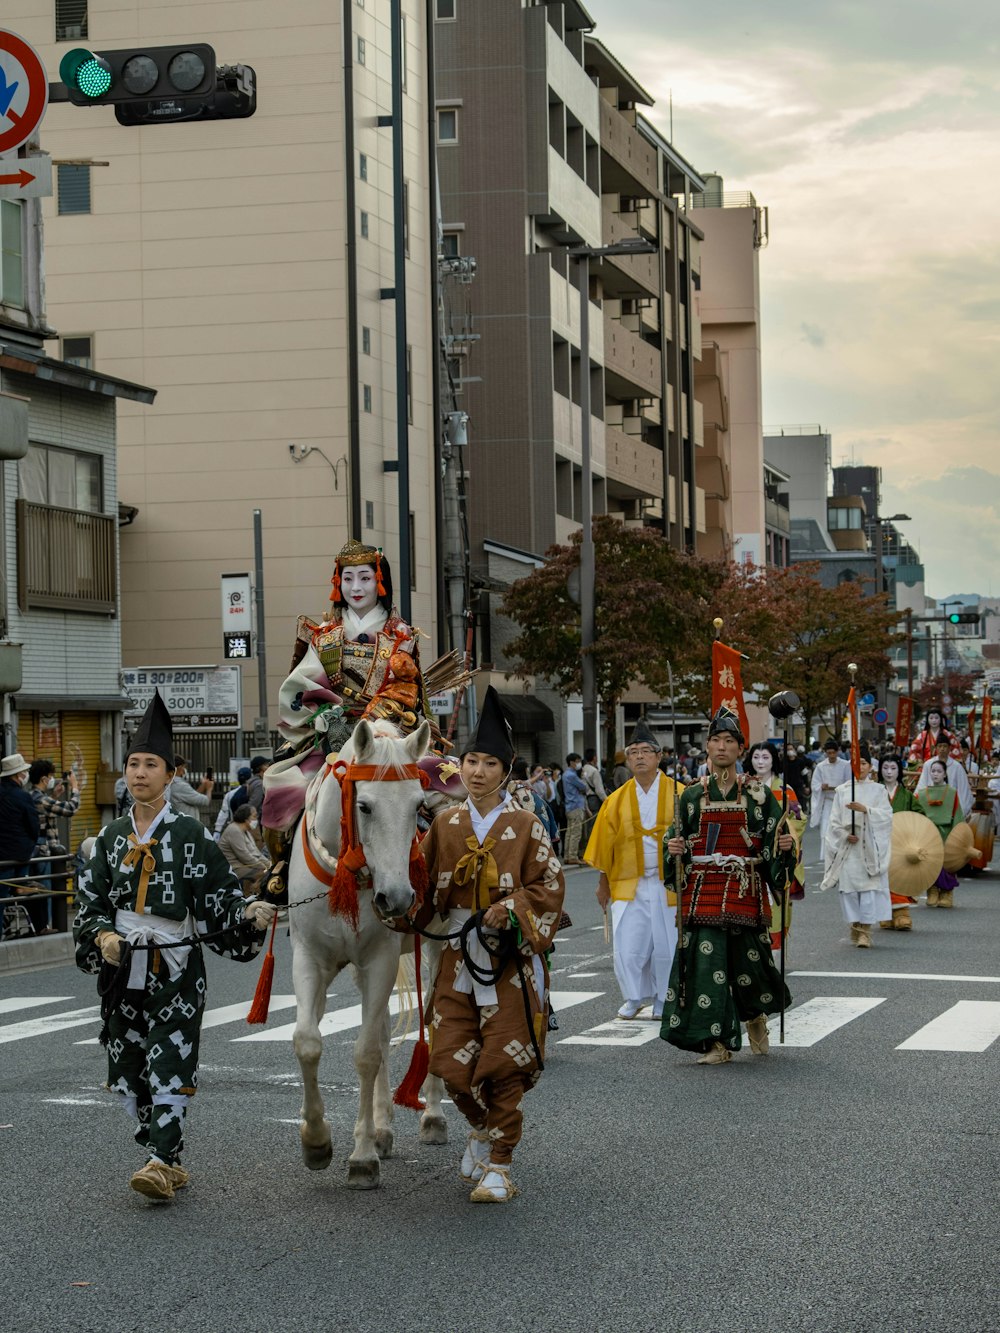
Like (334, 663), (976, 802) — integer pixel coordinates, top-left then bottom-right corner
(821, 777), (893, 924)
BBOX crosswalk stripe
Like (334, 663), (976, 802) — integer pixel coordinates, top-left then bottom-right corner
(0, 1005), (101, 1045)
(791, 971), (1000, 984)
(560, 1018), (661, 1047)
(73, 995), (301, 1046)
(779, 996), (885, 1046)
(896, 1000), (1000, 1052)
(233, 989), (604, 1043)
(0, 996), (73, 1016)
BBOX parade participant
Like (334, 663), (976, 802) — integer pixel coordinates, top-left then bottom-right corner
(908, 709), (962, 765)
(915, 738), (973, 816)
(914, 759), (965, 908)
(73, 693), (276, 1202)
(404, 687), (564, 1203)
(261, 538), (428, 897)
(821, 745), (893, 949)
(877, 753), (919, 931)
(746, 742), (805, 953)
(585, 719), (681, 1021)
(660, 707), (796, 1066)
(810, 739), (852, 840)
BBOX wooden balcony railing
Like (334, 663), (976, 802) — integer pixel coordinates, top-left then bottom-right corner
(16, 499), (117, 614)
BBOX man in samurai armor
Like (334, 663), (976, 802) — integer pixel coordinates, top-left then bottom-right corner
(659, 706), (797, 1066)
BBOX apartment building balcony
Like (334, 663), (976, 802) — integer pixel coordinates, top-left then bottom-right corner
(598, 99), (659, 197)
(765, 497), (791, 535)
(679, 392), (705, 446)
(604, 318), (660, 400)
(605, 426), (663, 499)
(599, 201), (659, 298)
(16, 500), (117, 614)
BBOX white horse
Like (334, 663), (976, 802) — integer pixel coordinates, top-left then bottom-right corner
(287, 717), (448, 1188)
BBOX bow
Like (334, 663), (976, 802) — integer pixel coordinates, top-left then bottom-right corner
(122, 835), (158, 914)
(452, 835), (499, 910)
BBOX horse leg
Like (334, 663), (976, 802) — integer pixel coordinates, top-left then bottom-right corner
(347, 945), (398, 1189)
(373, 1007), (394, 1161)
(292, 947), (333, 1171)
(417, 937), (448, 1145)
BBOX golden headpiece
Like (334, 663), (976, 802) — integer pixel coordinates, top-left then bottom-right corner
(330, 538), (386, 603)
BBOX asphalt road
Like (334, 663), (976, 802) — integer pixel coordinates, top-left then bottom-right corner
(3, 828), (999, 1333)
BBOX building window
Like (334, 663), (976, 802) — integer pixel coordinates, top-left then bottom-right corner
(365, 500), (375, 529)
(437, 108), (458, 144)
(359, 153), (368, 181)
(55, 0), (88, 40)
(60, 335), (93, 368)
(21, 442), (102, 513)
(360, 210), (369, 239)
(436, 0), (456, 18)
(362, 326), (371, 355)
(357, 36), (366, 66)
(441, 231), (460, 258)
(57, 164), (91, 215)
(363, 385), (373, 413)
(0, 200), (24, 309)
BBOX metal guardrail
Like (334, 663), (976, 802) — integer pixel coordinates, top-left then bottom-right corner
(0, 852), (76, 937)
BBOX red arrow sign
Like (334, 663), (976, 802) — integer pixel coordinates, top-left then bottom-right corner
(0, 168), (34, 187)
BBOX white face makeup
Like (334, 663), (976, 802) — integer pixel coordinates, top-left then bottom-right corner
(881, 761), (899, 785)
(751, 747), (774, 777)
(341, 564), (379, 615)
(929, 761), (947, 784)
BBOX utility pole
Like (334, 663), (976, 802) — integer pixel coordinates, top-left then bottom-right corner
(252, 508), (269, 745)
(389, 0), (411, 620)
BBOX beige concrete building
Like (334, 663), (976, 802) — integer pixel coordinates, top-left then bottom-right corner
(693, 182), (769, 567)
(27, 0), (439, 732)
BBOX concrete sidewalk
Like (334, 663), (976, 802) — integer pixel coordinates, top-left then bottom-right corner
(0, 931), (75, 974)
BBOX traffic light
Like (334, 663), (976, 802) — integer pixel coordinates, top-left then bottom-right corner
(57, 46), (256, 124)
(947, 611), (980, 627)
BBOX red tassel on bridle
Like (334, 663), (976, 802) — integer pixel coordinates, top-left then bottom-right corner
(246, 909), (279, 1025)
(330, 564), (342, 604)
(393, 933), (430, 1111)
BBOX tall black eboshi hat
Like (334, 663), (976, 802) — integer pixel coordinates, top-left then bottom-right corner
(463, 686), (515, 766)
(126, 692), (175, 768)
(627, 718), (660, 750)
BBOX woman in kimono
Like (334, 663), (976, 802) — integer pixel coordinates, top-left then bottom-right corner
(914, 759), (965, 909)
(821, 745), (893, 949)
(746, 741), (806, 954)
(877, 752), (919, 931)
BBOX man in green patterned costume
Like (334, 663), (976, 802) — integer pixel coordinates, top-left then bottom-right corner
(74, 693), (276, 1201)
(660, 706), (796, 1065)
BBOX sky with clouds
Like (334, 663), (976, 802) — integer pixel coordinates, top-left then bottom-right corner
(586, 0), (1000, 599)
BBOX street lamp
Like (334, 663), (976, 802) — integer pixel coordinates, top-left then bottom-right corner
(872, 511), (911, 738)
(567, 237), (657, 758)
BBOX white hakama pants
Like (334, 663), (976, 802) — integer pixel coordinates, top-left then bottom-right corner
(838, 886), (892, 926)
(610, 873), (677, 1009)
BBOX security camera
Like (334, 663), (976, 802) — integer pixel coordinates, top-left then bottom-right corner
(288, 443), (297, 457)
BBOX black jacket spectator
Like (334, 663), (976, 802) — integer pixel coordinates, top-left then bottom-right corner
(0, 775), (41, 866)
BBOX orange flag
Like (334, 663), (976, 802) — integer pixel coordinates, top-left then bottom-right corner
(711, 641), (750, 742)
(847, 686), (861, 778)
(979, 696), (993, 759)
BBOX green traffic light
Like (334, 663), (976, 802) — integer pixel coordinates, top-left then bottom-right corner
(59, 47), (113, 99)
(949, 613), (961, 623)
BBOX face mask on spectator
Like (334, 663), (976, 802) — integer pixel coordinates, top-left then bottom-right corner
(250, 819), (259, 829)
(47, 776), (57, 790)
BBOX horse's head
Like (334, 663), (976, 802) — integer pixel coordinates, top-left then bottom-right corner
(331, 718), (431, 919)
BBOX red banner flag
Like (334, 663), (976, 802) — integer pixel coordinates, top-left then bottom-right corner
(894, 695), (914, 750)
(711, 641), (750, 743)
(980, 696), (993, 759)
(847, 686), (861, 778)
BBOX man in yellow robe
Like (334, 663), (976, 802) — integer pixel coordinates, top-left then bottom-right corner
(585, 720), (682, 1020)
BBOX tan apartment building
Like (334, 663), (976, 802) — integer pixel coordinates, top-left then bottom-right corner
(692, 179), (770, 567)
(27, 0), (439, 734)
(433, 0), (707, 754)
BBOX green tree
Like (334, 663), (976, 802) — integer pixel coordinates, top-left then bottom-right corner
(912, 672), (980, 715)
(500, 517), (725, 755)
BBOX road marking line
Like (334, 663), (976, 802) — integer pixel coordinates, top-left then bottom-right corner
(0, 996), (72, 1016)
(0, 1005), (101, 1044)
(791, 971), (1000, 984)
(779, 996), (885, 1046)
(897, 1000), (1000, 1052)
(234, 990), (604, 1043)
(560, 1019), (661, 1047)
(42, 1096), (114, 1106)
(74, 994), (301, 1045)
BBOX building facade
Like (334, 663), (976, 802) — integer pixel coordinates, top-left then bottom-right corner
(29, 0), (439, 733)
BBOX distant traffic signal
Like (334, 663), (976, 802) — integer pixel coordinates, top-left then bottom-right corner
(947, 611), (980, 627)
(57, 45), (256, 124)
